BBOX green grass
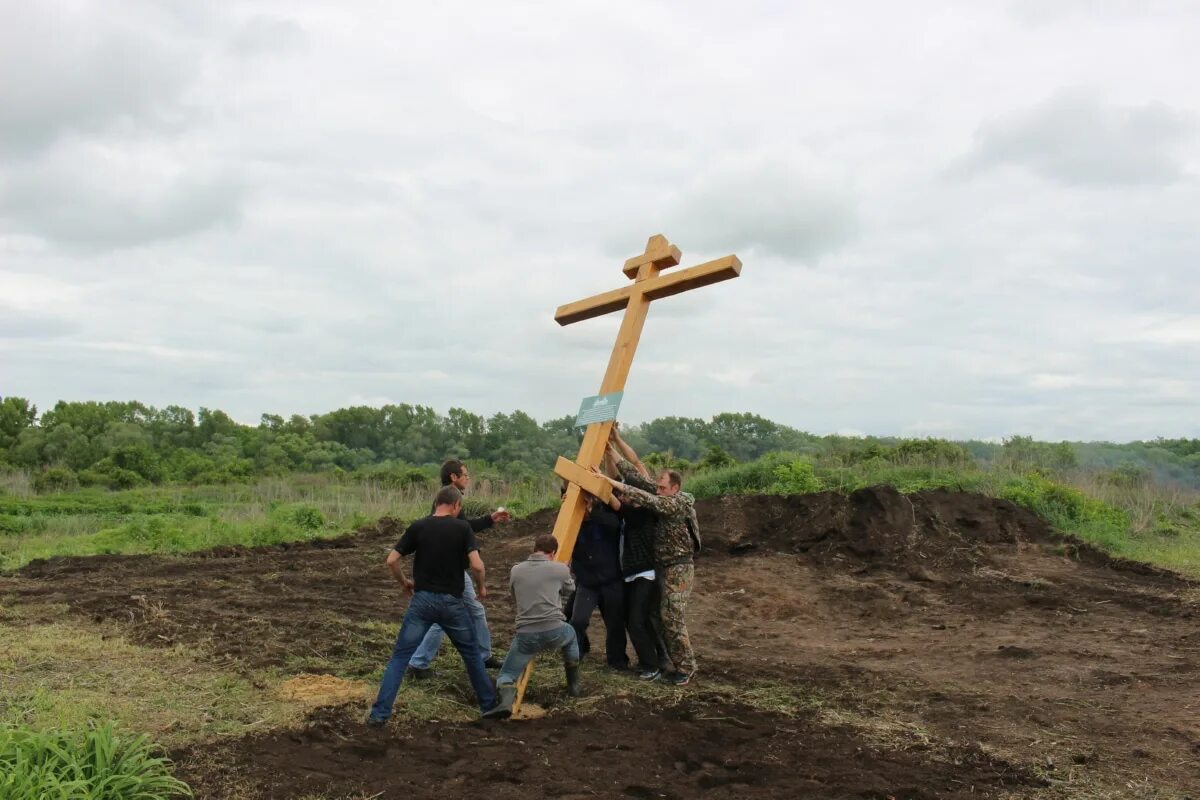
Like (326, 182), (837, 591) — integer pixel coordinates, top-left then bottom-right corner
(0, 723), (192, 799)
(0, 476), (560, 571)
(0, 604), (305, 744)
(4, 454), (1198, 578)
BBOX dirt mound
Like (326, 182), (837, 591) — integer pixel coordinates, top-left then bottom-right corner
(174, 697), (1042, 800)
(698, 486), (1044, 567)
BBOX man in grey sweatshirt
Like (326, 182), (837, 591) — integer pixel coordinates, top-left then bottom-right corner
(493, 534), (581, 713)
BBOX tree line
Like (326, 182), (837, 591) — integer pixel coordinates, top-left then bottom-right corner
(1, 396), (1196, 491)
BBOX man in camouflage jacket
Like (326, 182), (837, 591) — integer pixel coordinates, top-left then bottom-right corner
(596, 443), (700, 685)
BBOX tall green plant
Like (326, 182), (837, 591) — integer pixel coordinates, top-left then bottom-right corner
(0, 723), (192, 799)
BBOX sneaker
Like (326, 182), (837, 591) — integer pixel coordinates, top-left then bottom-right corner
(406, 666), (435, 680)
(483, 656), (503, 669)
(666, 671), (692, 686)
(365, 716), (387, 728)
(637, 669), (661, 682)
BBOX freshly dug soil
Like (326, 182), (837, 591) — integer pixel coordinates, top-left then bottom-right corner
(174, 696), (1042, 800)
(5, 488), (1199, 798)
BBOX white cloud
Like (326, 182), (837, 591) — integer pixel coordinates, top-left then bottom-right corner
(1, 0), (1198, 441)
(954, 89), (1195, 187)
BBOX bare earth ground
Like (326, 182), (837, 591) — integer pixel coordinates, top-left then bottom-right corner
(3, 488), (1198, 799)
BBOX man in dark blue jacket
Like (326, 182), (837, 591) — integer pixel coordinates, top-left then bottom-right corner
(568, 489), (629, 669)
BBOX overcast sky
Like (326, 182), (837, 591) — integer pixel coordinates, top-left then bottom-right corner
(2, 1), (1198, 442)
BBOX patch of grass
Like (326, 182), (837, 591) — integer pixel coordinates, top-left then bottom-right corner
(0, 604), (305, 747)
(0, 477), (558, 572)
(0, 722), (192, 799)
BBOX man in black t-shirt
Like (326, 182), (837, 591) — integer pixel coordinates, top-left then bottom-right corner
(367, 485), (510, 724)
(407, 459), (511, 678)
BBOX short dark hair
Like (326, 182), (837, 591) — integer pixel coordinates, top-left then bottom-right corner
(440, 459), (466, 486)
(434, 485), (463, 507)
(534, 534), (559, 554)
(661, 469), (683, 489)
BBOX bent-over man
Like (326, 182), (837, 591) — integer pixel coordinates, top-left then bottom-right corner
(368, 485), (509, 724)
(493, 534), (582, 714)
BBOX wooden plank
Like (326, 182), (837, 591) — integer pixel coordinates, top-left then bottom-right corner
(554, 254), (741, 327)
(553, 456), (613, 504)
(642, 254), (742, 301)
(554, 284), (633, 327)
(622, 234), (681, 278)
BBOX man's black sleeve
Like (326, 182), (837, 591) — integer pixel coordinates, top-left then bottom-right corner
(463, 524), (480, 554)
(396, 522), (419, 555)
(458, 508), (494, 533)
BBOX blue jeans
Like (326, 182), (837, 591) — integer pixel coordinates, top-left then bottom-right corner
(369, 591), (497, 721)
(409, 571), (491, 668)
(496, 623), (580, 687)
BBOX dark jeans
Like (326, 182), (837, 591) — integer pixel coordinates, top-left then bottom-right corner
(625, 576), (670, 671)
(569, 580), (629, 667)
(409, 571), (491, 667)
(369, 590), (497, 722)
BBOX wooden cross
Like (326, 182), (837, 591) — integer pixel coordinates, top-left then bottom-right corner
(510, 234), (741, 714)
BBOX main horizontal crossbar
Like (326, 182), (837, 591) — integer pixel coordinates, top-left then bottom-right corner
(555, 254), (742, 326)
(553, 456), (613, 503)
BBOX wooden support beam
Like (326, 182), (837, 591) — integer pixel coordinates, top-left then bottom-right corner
(552, 456), (613, 504)
(555, 255), (742, 326)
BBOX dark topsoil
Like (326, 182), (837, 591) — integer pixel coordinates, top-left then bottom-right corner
(5, 487), (1200, 799)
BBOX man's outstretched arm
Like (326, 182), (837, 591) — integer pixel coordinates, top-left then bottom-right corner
(610, 424), (650, 478)
(609, 443), (657, 493)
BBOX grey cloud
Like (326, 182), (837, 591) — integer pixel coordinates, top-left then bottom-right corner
(0, 308), (78, 340)
(0, 149), (243, 248)
(607, 158), (859, 263)
(4, 1), (1200, 441)
(955, 90), (1194, 187)
(230, 17), (309, 57)
(0, 7), (198, 154)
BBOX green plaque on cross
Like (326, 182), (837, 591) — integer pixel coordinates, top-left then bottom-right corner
(575, 391), (623, 427)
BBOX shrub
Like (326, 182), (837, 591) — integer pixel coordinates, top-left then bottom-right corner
(284, 504), (326, 531)
(1000, 473), (1129, 547)
(1097, 464), (1151, 488)
(696, 446), (736, 472)
(769, 460), (823, 495)
(686, 453), (809, 498)
(32, 467), (79, 494)
(0, 722), (192, 799)
(891, 438), (974, 467)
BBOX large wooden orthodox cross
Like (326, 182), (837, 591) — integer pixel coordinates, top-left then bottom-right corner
(511, 234), (741, 714)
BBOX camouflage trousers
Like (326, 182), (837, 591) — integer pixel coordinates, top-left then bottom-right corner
(658, 562), (696, 675)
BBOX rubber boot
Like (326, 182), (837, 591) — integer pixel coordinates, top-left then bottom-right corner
(498, 685), (517, 713)
(482, 685), (515, 720)
(565, 664), (582, 698)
